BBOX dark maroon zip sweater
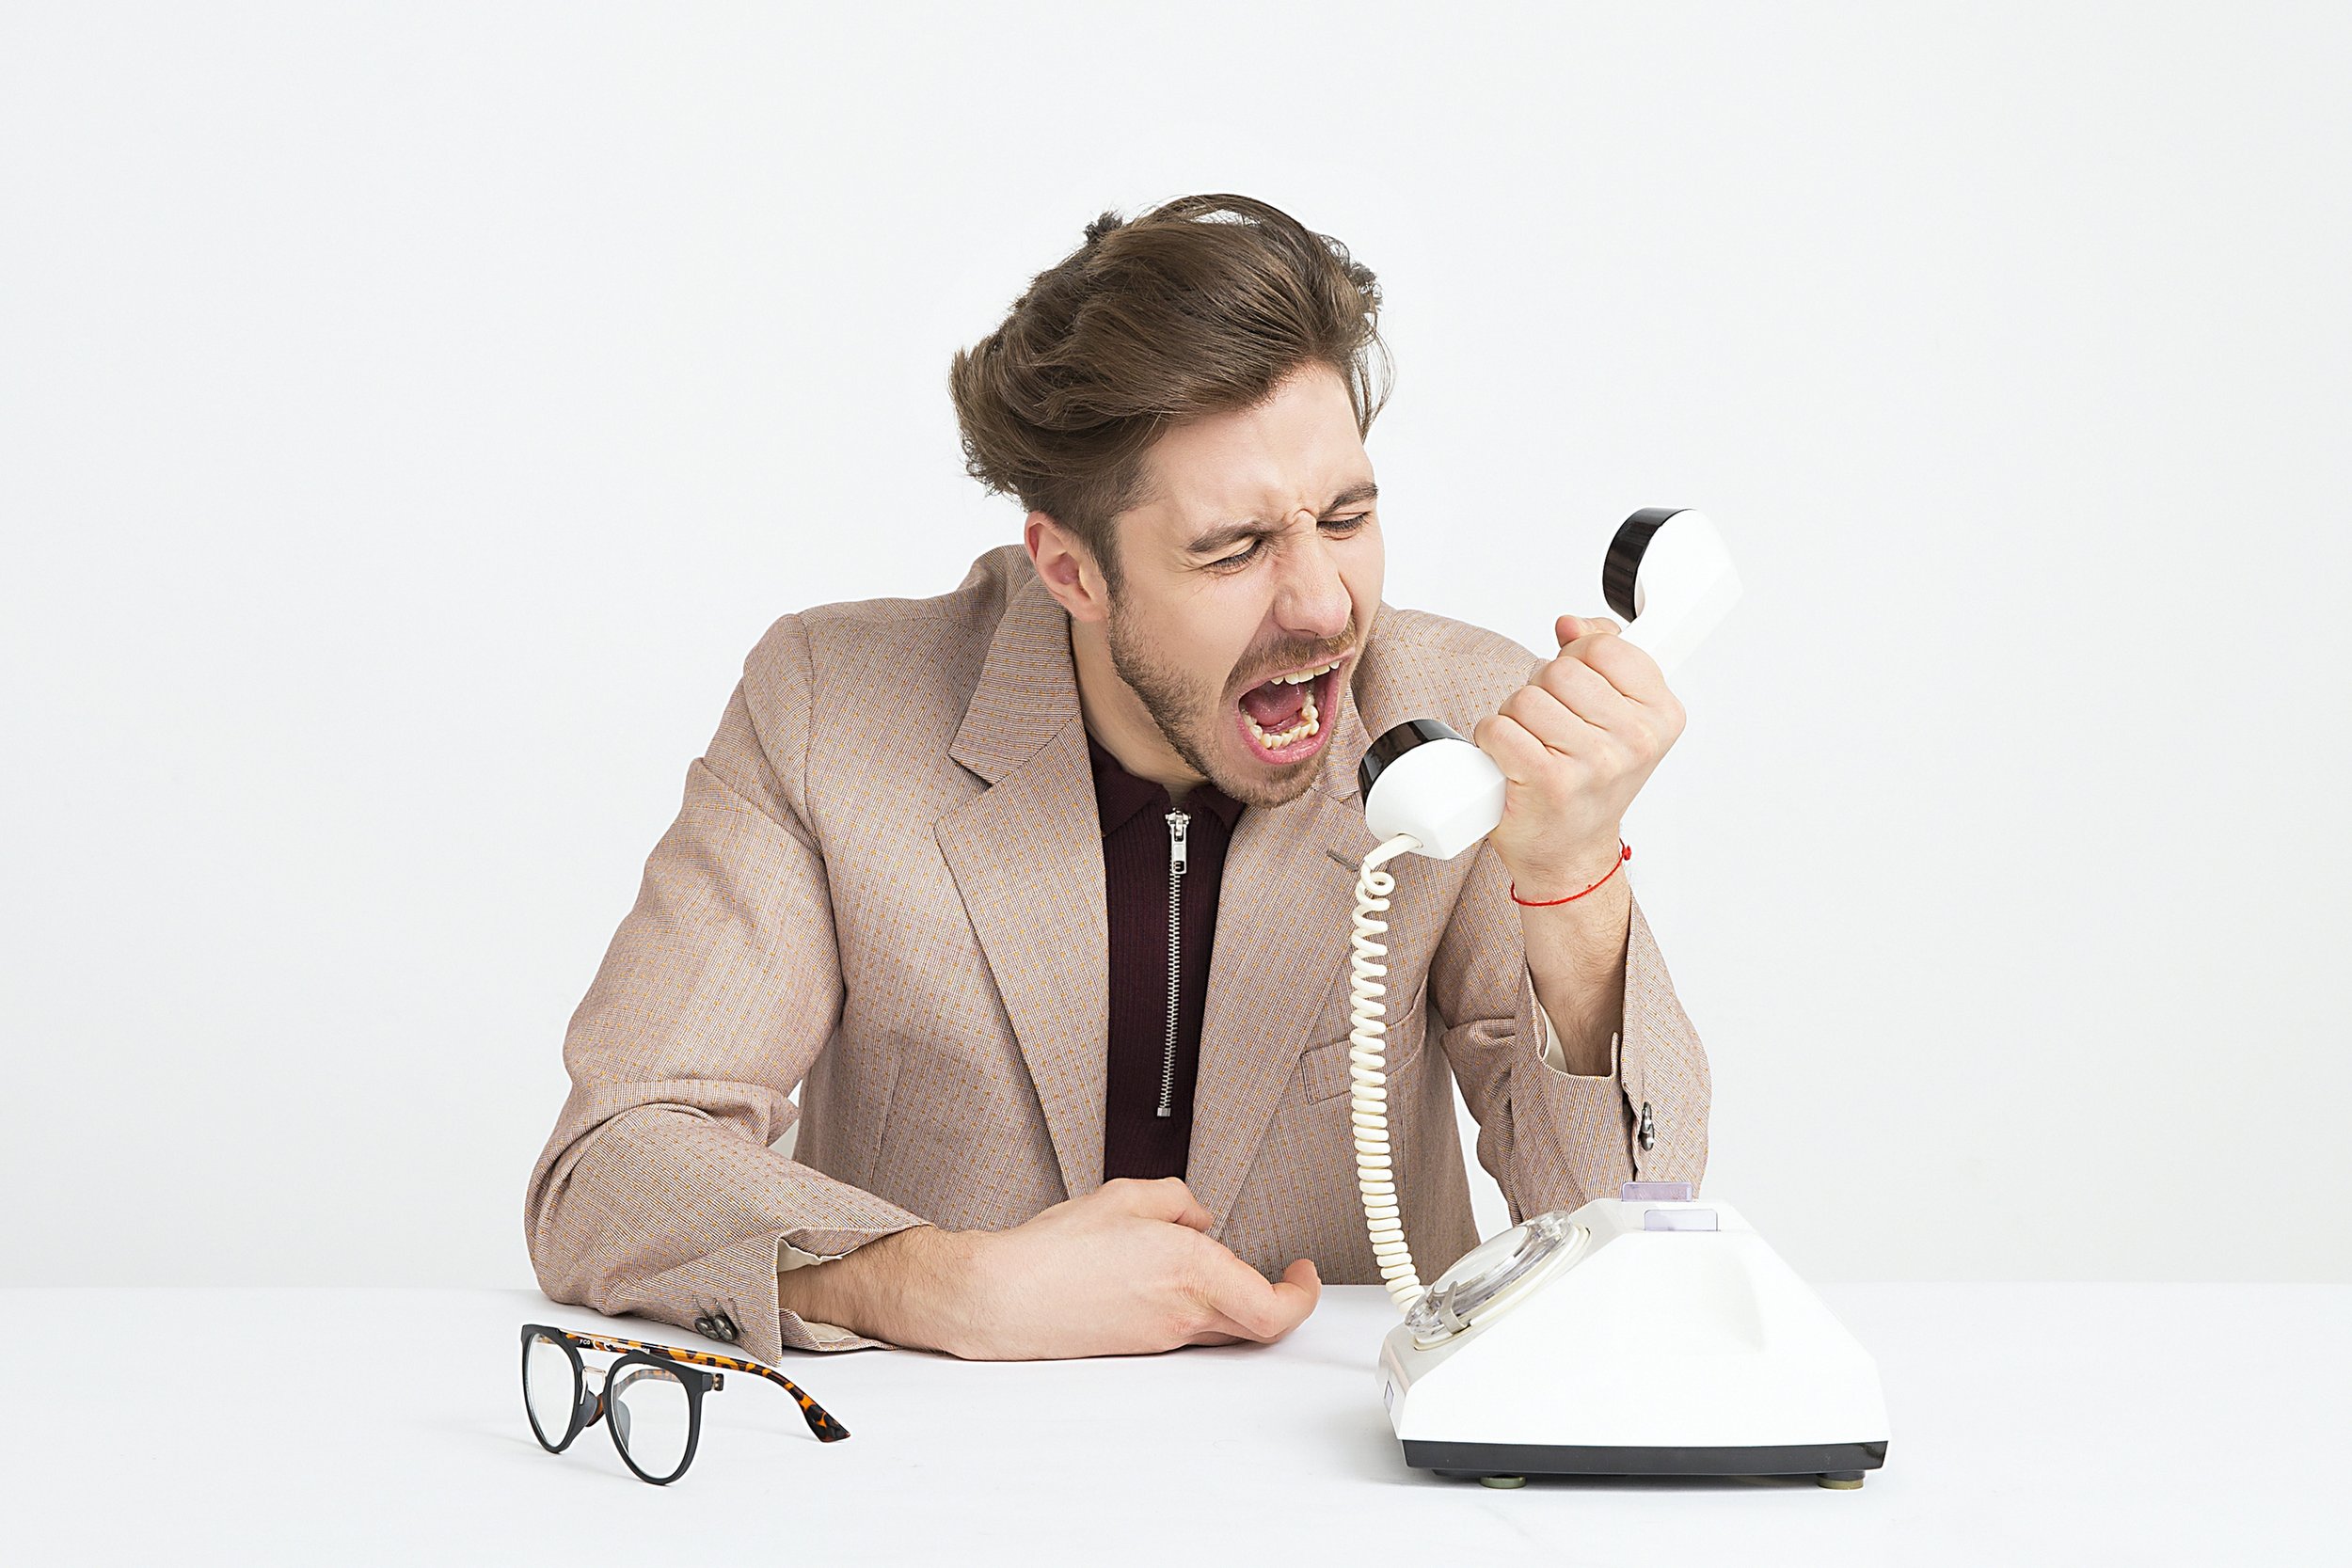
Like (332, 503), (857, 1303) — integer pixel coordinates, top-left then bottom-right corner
(1086, 725), (1247, 1181)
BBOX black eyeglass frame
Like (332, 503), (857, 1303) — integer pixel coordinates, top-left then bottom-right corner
(521, 1324), (719, 1484)
(520, 1321), (853, 1485)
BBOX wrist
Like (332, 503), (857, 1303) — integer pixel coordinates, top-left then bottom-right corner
(911, 1226), (987, 1357)
(1511, 836), (1630, 908)
(777, 1223), (978, 1354)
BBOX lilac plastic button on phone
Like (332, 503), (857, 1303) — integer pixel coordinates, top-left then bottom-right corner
(1620, 1180), (1693, 1202)
(1644, 1208), (1718, 1231)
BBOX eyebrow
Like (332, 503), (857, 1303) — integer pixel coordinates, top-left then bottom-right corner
(1184, 481), (1379, 556)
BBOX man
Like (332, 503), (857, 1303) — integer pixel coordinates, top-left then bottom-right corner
(524, 193), (1709, 1366)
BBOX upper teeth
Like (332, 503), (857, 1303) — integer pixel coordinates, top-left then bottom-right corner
(1271, 658), (1342, 686)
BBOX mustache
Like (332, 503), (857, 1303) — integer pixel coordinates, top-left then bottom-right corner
(1232, 638), (1356, 693)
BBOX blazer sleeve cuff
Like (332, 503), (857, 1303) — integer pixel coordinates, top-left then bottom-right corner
(592, 1223), (930, 1364)
(771, 1234), (916, 1354)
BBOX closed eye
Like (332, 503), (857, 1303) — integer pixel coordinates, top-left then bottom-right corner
(1212, 515), (1370, 570)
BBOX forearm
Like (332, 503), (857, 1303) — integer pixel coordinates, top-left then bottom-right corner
(1518, 839), (1633, 1077)
(774, 1224), (976, 1355)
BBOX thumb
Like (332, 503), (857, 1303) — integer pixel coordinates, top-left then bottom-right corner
(1278, 1257), (1322, 1305)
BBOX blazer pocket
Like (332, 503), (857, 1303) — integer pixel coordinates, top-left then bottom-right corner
(1283, 974), (1432, 1106)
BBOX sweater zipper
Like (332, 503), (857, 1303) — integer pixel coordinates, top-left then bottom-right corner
(1157, 808), (1190, 1117)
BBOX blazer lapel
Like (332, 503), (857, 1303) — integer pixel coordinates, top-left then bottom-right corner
(935, 569), (1108, 1203)
(935, 567), (1398, 1231)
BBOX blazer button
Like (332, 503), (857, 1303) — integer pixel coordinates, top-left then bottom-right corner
(1637, 1101), (1657, 1151)
(708, 1311), (739, 1344)
(692, 1313), (716, 1338)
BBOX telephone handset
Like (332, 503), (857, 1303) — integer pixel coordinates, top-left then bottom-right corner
(1344, 507), (1743, 1309)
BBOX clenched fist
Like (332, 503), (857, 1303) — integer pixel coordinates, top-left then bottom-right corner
(1471, 614), (1686, 901)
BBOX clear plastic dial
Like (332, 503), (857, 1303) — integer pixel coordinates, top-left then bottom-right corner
(1404, 1210), (1589, 1345)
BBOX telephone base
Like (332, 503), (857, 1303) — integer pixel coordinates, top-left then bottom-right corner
(1378, 1195), (1891, 1487)
(1414, 1437), (1888, 1482)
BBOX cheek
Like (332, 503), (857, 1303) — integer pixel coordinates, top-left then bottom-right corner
(1346, 555), (1383, 634)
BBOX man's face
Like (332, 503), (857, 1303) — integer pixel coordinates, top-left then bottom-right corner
(1100, 361), (1384, 810)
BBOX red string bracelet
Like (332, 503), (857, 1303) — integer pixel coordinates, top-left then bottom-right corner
(1509, 839), (1631, 906)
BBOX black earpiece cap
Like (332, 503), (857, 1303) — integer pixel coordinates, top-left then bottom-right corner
(1603, 507), (1684, 625)
(1359, 718), (1466, 800)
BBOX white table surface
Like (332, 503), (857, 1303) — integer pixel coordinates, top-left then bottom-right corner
(4, 1283), (2343, 1565)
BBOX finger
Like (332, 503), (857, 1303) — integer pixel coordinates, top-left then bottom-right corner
(1195, 1251), (1321, 1342)
(1472, 712), (1562, 787)
(1555, 613), (1621, 647)
(1535, 649), (1645, 736)
(1567, 626), (1677, 716)
(1112, 1175), (1216, 1231)
(1499, 679), (1610, 757)
(1172, 1259), (1320, 1347)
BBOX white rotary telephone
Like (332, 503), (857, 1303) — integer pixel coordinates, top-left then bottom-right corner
(1346, 509), (1891, 1489)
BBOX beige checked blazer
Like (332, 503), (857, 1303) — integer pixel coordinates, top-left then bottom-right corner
(524, 543), (1710, 1362)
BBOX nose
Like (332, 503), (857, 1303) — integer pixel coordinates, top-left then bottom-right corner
(1269, 509), (1352, 644)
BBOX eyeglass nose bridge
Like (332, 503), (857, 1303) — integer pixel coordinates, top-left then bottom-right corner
(578, 1361), (678, 1443)
(573, 1365), (607, 1433)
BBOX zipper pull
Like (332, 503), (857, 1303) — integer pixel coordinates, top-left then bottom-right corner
(1165, 809), (1190, 874)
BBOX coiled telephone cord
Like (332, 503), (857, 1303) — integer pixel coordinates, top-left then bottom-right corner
(1350, 833), (1431, 1314)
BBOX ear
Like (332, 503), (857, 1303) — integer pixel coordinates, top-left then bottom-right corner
(1026, 511), (1111, 624)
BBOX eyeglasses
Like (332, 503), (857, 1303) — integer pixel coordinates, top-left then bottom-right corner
(519, 1323), (851, 1484)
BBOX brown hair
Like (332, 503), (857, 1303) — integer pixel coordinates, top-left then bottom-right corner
(947, 192), (1392, 594)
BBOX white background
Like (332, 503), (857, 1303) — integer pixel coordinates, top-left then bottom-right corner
(3, 1), (2345, 1290)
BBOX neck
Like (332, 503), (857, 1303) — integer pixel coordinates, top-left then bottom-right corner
(1068, 617), (1205, 798)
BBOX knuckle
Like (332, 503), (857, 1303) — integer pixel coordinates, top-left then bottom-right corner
(1539, 662), (1586, 700)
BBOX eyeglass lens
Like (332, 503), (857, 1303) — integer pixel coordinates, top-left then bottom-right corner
(606, 1363), (692, 1481)
(522, 1330), (579, 1449)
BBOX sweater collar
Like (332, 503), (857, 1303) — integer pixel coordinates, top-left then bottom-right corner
(1085, 725), (1247, 838)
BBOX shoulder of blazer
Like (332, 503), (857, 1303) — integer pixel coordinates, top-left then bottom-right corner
(737, 542), (1036, 721)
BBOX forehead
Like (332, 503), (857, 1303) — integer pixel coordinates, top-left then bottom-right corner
(1134, 364), (1370, 535)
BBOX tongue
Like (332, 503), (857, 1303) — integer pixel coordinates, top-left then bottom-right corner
(1240, 676), (1308, 729)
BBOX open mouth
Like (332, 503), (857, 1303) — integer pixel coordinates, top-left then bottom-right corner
(1233, 655), (1346, 765)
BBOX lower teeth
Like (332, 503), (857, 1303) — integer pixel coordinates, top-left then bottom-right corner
(1246, 686), (1320, 751)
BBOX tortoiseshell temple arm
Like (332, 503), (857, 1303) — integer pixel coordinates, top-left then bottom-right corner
(561, 1328), (851, 1442)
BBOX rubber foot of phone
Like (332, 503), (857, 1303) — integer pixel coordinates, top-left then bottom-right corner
(1816, 1473), (1866, 1489)
(1478, 1475), (1528, 1489)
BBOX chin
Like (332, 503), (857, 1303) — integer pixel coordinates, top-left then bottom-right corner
(1204, 742), (1323, 811)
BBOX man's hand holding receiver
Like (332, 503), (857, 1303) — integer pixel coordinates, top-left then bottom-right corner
(1473, 613), (1685, 892)
(1472, 614), (1686, 1076)
(773, 1177), (1322, 1359)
